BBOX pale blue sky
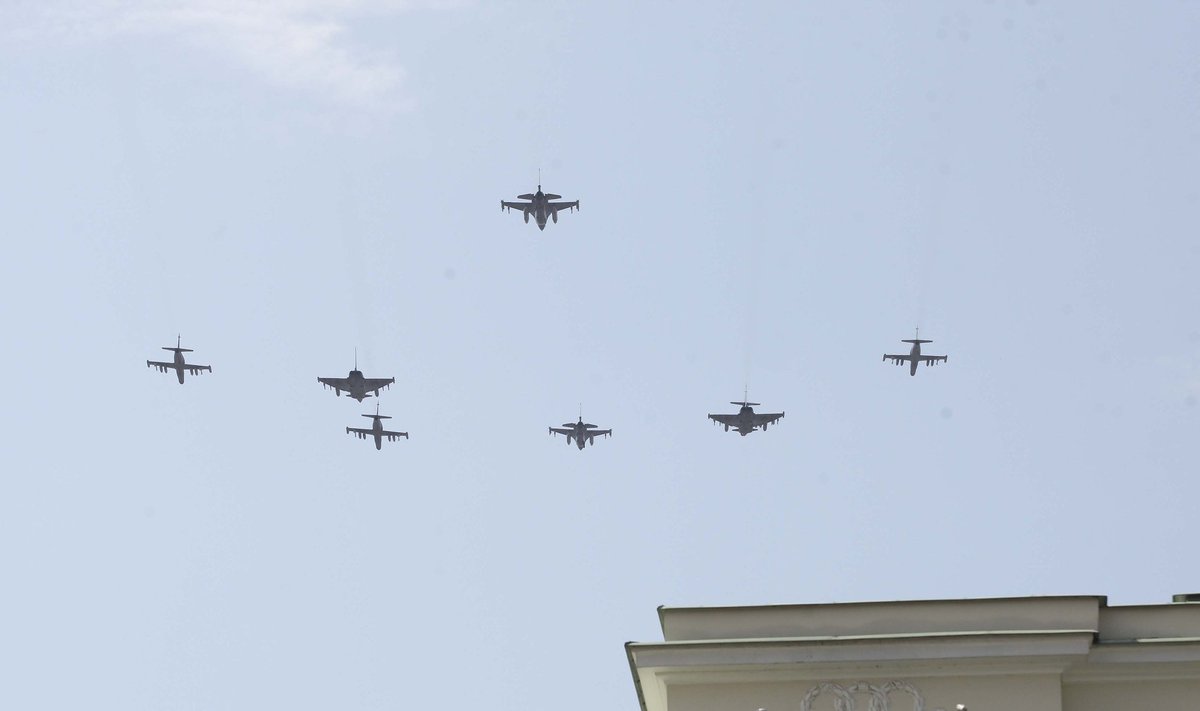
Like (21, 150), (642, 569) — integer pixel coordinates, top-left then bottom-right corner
(1, 2), (1198, 709)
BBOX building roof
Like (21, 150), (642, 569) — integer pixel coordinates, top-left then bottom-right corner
(626, 595), (1200, 711)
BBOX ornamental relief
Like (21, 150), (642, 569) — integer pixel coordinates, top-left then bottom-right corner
(798, 681), (924, 711)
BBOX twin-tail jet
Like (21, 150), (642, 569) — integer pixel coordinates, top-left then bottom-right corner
(317, 352), (395, 402)
(346, 404), (409, 450)
(549, 415), (612, 450)
(708, 394), (784, 436)
(146, 336), (212, 384)
(883, 329), (948, 376)
(502, 183), (579, 231)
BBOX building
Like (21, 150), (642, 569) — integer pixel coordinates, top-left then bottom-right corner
(626, 594), (1200, 711)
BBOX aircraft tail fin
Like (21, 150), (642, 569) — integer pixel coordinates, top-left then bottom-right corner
(163, 334), (193, 352)
(903, 328), (931, 344)
(731, 386), (759, 408)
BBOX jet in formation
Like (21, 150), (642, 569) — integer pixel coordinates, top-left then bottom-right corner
(318, 353), (395, 402)
(708, 396), (784, 436)
(883, 329), (948, 376)
(346, 404), (408, 450)
(549, 416), (612, 450)
(146, 336), (212, 384)
(502, 184), (579, 230)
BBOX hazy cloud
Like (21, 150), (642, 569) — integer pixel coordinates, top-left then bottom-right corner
(5, 1), (437, 110)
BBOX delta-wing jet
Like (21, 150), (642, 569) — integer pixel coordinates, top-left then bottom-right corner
(502, 183), (579, 231)
(346, 404), (408, 450)
(146, 335), (212, 384)
(549, 416), (611, 450)
(318, 352), (395, 402)
(883, 329), (948, 376)
(708, 395), (784, 436)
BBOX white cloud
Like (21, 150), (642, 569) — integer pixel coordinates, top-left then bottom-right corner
(6, 1), (436, 111)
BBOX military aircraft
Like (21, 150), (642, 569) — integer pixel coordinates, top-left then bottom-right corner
(883, 329), (948, 376)
(146, 335), (212, 384)
(708, 394), (784, 436)
(317, 351), (395, 402)
(346, 404), (408, 450)
(549, 416), (612, 450)
(501, 182), (579, 231)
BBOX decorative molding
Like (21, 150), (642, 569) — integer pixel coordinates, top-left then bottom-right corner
(799, 681), (924, 711)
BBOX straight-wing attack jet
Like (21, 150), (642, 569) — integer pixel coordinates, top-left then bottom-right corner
(502, 182), (579, 231)
(883, 329), (948, 376)
(146, 335), (212, 384)
(549, 415), (612, 450)
(317, 351), (395, 402)
(346, 404), (408, 450)
(708, 393), (784, 436)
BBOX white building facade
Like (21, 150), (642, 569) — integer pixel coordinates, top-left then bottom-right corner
(626, 595), (1200, 711)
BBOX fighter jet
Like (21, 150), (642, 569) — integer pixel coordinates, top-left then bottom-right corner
(146, 335), (212, 384)
(883, 329), (948, 376)
(708, 394), (784, 436)
(346, 404), (408, 450)
(317, 351), (395, 402)
(501, 182), (579, 231)
(549, 416), (612, 450)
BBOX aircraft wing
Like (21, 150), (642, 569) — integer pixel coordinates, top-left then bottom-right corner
(708, 414), (739, 426)
(883, 354), (912, 365)
(752, 412), (784, 427)
(502, 201), (531, 212)
(591, 429), (612, 438)
(362, 378), (394, 394)
(147, 360), (210, 375)
(547, 200), (579, 213)
(319, 377), (350, 392)
(549, 427), (574, 436)
(919, 355), (948, 364)
(346, 427), (406, 439)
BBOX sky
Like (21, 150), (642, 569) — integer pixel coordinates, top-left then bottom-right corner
(1, 1), (1198, 709)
